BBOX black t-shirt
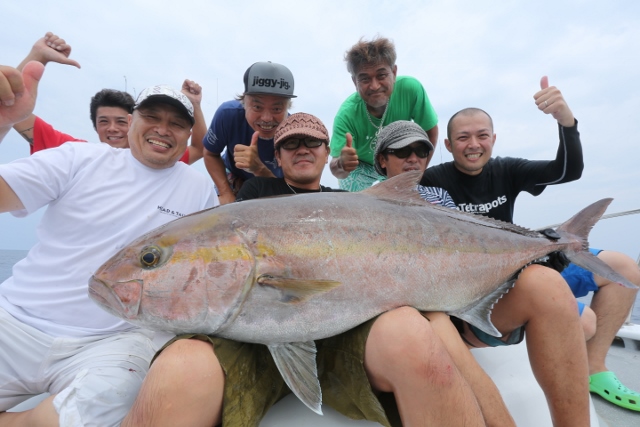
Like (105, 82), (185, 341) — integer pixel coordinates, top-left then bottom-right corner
(236, 177), (344, 201)
(421, 123), (583, 222)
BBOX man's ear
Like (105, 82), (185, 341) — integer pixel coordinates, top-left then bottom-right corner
(391, 64), (398, 77)
(378, 154), (387, 170)
(351, 75), (357, 88)
(275, 149), (282, 167)
(444, 138), (453, 153)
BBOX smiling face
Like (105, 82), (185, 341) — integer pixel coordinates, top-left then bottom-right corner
(445, 111), (496, 176)
(95, 106), (130, 148)
(378, 142), (431, 178)
(127, 103), (192, 169)
(275, 138), (329, 189)
(352, 62), (397, 114)
(243, 94), (288, 139)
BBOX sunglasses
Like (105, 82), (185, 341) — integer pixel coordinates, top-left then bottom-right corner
(278, 137), (326, 151)
(385, 144), (430, 159)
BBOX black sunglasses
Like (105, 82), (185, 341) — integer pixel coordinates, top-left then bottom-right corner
(384, 144), (430, 159)
(278, 137), (326, 151)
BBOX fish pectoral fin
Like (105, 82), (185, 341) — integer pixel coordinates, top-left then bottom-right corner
(268, 341), (323, 415)
(567, 250), (638, 289)
(257, 274), (341, 303)
(450, 280), (516, 338)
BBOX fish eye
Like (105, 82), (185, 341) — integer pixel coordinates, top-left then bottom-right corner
(140, 246), (162, 268)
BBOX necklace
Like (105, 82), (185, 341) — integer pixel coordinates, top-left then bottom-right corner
(365, 100), (389, 152)
(285, 181), (322, 194)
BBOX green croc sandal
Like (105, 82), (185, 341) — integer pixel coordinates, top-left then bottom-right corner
(589, 371), (640, 411)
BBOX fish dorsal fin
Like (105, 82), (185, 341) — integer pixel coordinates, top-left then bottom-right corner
(449, 279), (516, 337)
(362, 171), (427, 206)
(257, 274), (341, 303)
(268, 341), (323, 415)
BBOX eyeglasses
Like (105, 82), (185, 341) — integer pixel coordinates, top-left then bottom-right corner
(384, 144), (430, 159)
(278, 137), (326, 151)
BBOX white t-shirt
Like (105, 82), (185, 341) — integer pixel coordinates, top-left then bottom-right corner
(0, 143), (218, 337)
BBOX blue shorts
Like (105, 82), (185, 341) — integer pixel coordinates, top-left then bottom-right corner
(562, 248), (603, 298)
(563, 248), (603, 316)
(468, 324), (525, 347)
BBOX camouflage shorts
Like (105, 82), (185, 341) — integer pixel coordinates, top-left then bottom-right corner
(155, 318), (400, 427)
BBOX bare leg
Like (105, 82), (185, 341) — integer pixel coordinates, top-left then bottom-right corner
(121, 339), (223, 427)
(424, 312), (515, 427)
(0, 396), (59, 427)
(580, 306), (597, 341)
(587, 251), (640, 374)
(489, 265), (590, 427)
(365, 306), (485, 427)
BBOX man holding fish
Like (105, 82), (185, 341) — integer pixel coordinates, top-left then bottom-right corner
(122, 113), (504, 427)
(0, 63), (217, 426)
(373, 120), (595, 426)
(421, 77), (640, 412)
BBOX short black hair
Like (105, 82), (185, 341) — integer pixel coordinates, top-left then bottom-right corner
(447, 108), (493, 141)
(89, 89), (135, 130)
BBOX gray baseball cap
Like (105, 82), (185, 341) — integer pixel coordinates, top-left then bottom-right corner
(243, 61), (296, 98)
(374, 120), (434, 175)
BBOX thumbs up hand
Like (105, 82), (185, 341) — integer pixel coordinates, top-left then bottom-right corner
(234, 131), (266, 175)
(533, 76), (575, 127)
(338, 133), (359, 173)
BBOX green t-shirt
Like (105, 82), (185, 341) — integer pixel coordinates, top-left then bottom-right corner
(330, 75), (438, 166)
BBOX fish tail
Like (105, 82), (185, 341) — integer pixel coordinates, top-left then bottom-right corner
(556, 198), (637, 289)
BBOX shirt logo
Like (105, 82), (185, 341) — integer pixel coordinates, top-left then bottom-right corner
(457, 195), (508, 214)
(157, 205), (185, 218)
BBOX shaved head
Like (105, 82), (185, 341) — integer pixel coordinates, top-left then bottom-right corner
(447, 108), (493, 141)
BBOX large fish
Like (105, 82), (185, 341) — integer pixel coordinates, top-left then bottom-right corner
(88, 171), (636, 414)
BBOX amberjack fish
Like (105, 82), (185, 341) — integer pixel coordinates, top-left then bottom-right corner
(88, 171), (637, 414)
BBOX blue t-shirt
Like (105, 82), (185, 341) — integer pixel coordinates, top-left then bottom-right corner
(202, 100), (283, 181)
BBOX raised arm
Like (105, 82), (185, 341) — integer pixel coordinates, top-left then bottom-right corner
(181, 79), (205, 164)
(533, 76), (583, 184)
(0, 62), (44, 211)
(0, 62), (44, 142)
(13, 32), (81, 144)
(203, 149), (236, 205)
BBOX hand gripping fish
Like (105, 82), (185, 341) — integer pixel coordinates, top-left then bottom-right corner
(88, 171), (637, 415)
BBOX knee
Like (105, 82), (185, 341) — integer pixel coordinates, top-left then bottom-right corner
(596, 251), (640, 287)
(150, 338), (223, 394)
(580, 306), (597, 341)
(516, 265), (578, 311)
(373, 307), (439, 355)
(369, 308), (454, 379)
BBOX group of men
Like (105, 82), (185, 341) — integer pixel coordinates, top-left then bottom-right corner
(0, 30), (638, 427)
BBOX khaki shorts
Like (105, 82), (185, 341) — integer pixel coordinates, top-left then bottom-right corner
(0, 307), (154, 427)
(155, 317), (400, 427)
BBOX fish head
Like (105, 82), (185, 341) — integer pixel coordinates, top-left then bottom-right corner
(89, 210), (256, 334)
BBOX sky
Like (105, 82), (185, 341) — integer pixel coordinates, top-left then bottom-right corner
(1, 0), (639, 260)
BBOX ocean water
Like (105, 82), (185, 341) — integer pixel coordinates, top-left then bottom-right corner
(1, 249), (639, 324)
